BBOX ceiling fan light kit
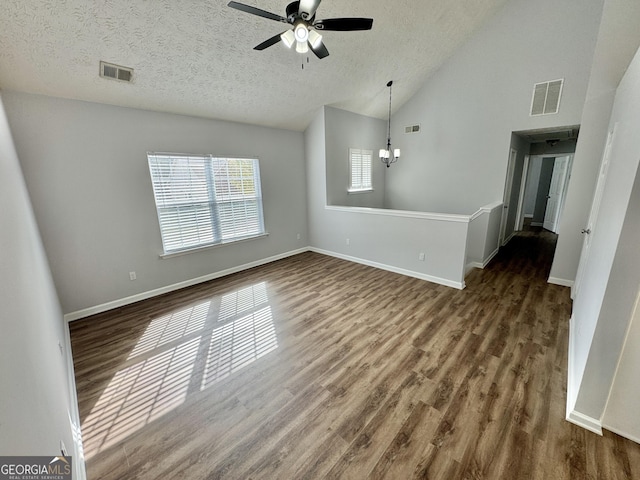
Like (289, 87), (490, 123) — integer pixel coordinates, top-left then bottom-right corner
(228, 0), (373, 60)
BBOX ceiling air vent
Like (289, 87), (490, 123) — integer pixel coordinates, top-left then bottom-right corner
(99, 61), (133, 83)
(530, 79), (563, 116)
(404, 124), (421, 134)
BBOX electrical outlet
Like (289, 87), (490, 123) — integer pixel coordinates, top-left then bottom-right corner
(346, 238), (350, 246)
(297, 233), (301, 240)
(419, 252), (425, 261)
(129, 271), (137, 281)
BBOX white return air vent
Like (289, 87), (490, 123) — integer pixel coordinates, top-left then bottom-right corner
(530, 79), (563, 116)
(100, 61), (133, 83)
(404, 124), (421, 134)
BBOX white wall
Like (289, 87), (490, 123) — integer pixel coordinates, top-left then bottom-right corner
(601, 168), (640, 442)
(567, 44), (640, 432)
(466, 202), (502, 271)
(385, 0), (603, 215)
(550, 0), (640, 284)
(603, 289), (640, 443)
(0, 93), (81, 473)
(3, 92), (308, 316)
(324, 107), (386, 208)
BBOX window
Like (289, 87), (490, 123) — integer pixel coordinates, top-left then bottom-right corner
(147, 153), (266, 255)
(349, 148), (373, 192)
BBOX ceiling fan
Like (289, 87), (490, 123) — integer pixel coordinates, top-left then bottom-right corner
(228, 0), (373, 59)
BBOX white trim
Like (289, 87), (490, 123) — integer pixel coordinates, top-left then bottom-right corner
(565, 315), (602, 436)
(503, 230), (516, 246)
(515, 155), (530, 231)
(63, 322), (87, 479)
(567, 315), (577, 414)
(483, 247), (500, 268)
(325, 205), (471, 223)
(602, 424), (640, 445)
(347, 188), (374, 194)
(548, 276), (574, 287)
(466, 246), (500, 273)
(530, 221), (543, 227)
(309, 247), (465, 290)
(64, 248), (308, 322)
(469, 201), (503, 221)
(566, 410), (603, 436)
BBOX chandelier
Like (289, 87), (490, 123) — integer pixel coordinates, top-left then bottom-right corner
(379, 80), (400, 167)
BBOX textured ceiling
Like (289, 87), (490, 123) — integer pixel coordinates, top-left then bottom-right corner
(0, 0), (509, 131)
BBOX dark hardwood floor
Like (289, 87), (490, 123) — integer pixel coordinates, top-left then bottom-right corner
(70, 229), (640, 479)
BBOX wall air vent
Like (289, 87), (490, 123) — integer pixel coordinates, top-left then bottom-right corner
(99, 61), (133, 83)
(404, 124), (421, 134)
(530, 79), (563, 116)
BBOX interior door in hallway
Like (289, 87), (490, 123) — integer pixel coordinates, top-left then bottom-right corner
(573, 126), (616, 299)
(543, 155), (571, 233)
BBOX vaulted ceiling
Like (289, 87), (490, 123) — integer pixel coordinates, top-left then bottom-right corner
(0, 0), (509, 131)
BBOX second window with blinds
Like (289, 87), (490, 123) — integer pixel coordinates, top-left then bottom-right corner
(348, 148), (373, 193)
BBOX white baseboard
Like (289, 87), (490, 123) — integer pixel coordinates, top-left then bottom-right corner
(530, 221), (543, 226)
(63, 322), (87, 479)
(309, 247), (465, 290)
(566, 410), (603, 436)
(601, 423), (640, 445)
(548, 276), (574, 287)
(64, 248), (309, 322)
(566, 316), (603, 437)
(465, 247), (499, 275)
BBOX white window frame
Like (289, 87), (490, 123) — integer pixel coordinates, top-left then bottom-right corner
(348, 148), (373, 193)
(147, 153), (267, 256)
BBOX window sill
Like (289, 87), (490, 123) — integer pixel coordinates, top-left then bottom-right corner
(160, 232), (269, 259)
(348, 188), (374, 195)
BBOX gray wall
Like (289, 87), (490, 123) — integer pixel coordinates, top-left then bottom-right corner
(523, 157), (542, 217)
(0, 93), (79, 469)
(3, 92), (308, 315)
(306, 107), (470, 289)
(384, 0), (603, 215)
(324, 107), (386, 208)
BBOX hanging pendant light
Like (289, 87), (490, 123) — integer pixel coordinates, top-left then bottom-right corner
(380, 80), (400, 168)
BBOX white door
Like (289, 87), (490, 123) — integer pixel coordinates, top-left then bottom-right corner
(499, 148), (518, 246)
(543, 156), (570, 232)
(573, 126), (616, 299)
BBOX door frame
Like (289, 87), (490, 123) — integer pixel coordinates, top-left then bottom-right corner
(499, 148), (518, 246)
(573, 126), (616, 299)
(515, 155), (530, 231)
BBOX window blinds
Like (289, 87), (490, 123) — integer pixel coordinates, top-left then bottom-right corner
(148, 154), (265, 254)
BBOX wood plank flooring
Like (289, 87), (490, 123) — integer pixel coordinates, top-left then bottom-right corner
(70, 229), (640, 479)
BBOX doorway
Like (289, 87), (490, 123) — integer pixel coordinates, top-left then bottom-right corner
(502, 126), (579, 245)
(519, 154), (573, 234)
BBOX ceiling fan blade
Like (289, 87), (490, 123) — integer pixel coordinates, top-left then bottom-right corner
(228, 1), (287, 23)
(314, 18), (373, 31)
(310, 40), (329, 59)
(254, 32), (286, 50)
(298, 0), (321, 20)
